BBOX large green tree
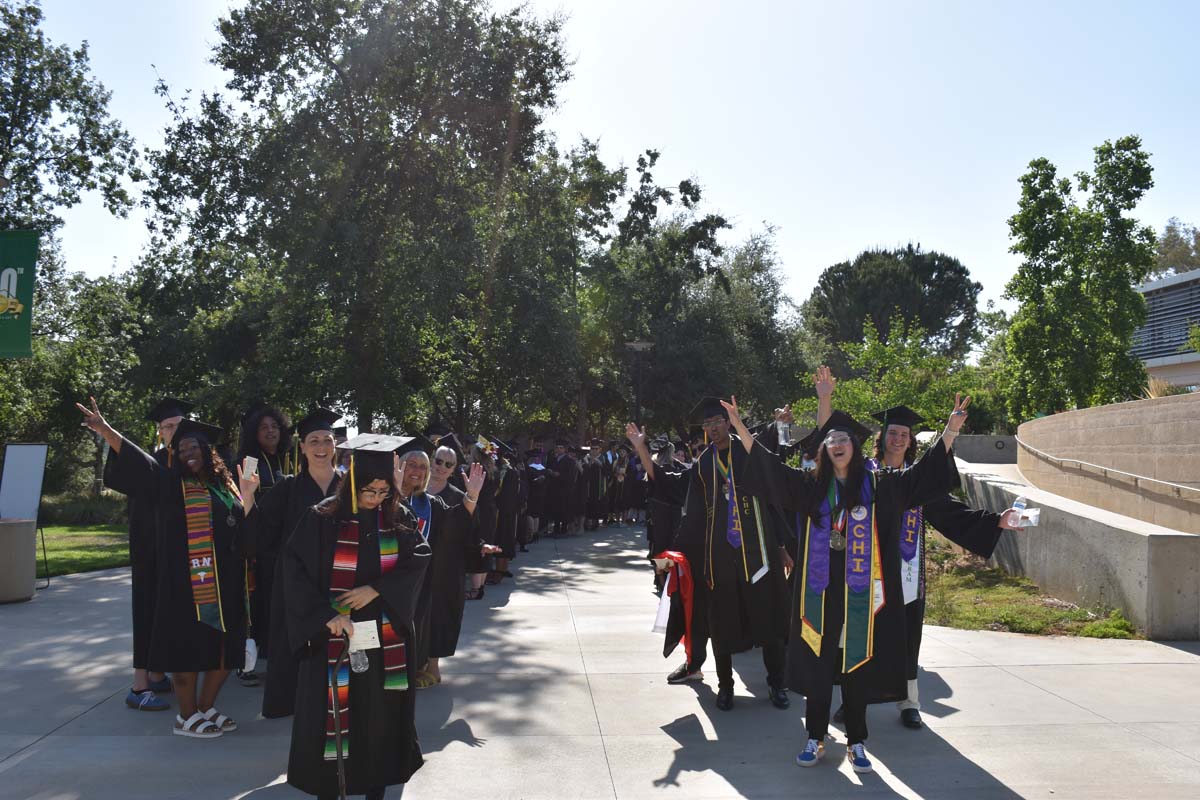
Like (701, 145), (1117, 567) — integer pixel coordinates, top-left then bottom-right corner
(1153, 217), (1200, 276)
(799, 244), (981, 375)
(1004, 135), (1157, 418)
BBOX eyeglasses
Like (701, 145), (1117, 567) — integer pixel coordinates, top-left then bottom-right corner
(433, 458), (456, 468)
(824, 433), (853, 448)
(700, 417), (727, 429)
(358, 487), (390, 499)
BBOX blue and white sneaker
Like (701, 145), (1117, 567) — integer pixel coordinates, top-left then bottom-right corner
(796, 738), (825, 767)
(125, 689), (169, 711)
(846, 742), (873, 773)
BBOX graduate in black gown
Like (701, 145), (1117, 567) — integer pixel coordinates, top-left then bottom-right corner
(488, 439), (521, 582)
(544, 440), (574, 536)
(237, 403), (295, 682)
(244, 408), (343, 718)
(282, 437), (431, 800)
(465, 440), (499, 599)
(79, 399), (259, 739)
(394, 435), (497, 688)
(103, 396), (192, 711)
(728, 393), (970, 774)
(667, 397), (794, 713)
(524, 449), (547, 538)
(864, 404), (1021, 730)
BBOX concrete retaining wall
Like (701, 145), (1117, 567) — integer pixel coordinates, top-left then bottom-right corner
(957, 462), (1200, 640)
(952, 435), (1017, 464)
(1016, 393), (1200, 534)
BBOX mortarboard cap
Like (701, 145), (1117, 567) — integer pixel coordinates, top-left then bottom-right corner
(798, 426), (823, 459)
(488, 437), (516, 459)
(871, 405), (925, 432)
(424, 420), (452, 439)
(295, 408), (341, 439)
(435, 433), (466, 462)
(690, 396), (729, 423)
(687, 426), (705, 443)
(554, 438), (570, 448)
(395, 434), (436, 459)
(170, 419), (225, 450)
(146, 397), (194, 424)
(817, 410), (873, 447)
(338, 433), (403, 511)
(332, 426), (348, 440)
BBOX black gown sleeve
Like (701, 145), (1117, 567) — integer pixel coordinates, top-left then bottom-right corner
(282, 507), (339, 653)
(243, 477), (291, 559)
(737, 438), (820, 513)
(103, 437), (165, 498)
(881, 437), (957, 511)
(923, 494), (1003, 559)
(370, 531), (432, 629)
(669, 469), (706, 553)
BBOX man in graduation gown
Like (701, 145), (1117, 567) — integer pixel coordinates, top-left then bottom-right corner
(244, 409), (343, 718)
(282, 438), (430, 799)
(103, 396), (192, 711)
(668, 397), (794, 712)
(864, 404), (1021, 729)
(731, 394), (969, 773)
(582, 439), (608, 531)
(544, 439), (575, 537)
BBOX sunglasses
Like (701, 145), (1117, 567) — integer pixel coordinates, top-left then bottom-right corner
(433, 457), (456, 468)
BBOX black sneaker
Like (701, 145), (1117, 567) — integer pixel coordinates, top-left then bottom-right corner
(236, 669), (260, 687)
(666, 663), (704, 684)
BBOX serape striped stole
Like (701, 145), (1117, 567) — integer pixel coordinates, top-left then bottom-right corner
(182, 480), (225, 632)
(325, 517), (408, 761)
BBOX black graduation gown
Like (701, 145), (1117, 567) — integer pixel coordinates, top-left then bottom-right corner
(739, 438), (954, 703)
(283, 506), (429, 797)
(246, 472), (341, 718)
(545, 454), (575, 523)
(673, 437), (792, 654)
(647, 461), (688, 558)
(108, 439), (250, 673)
(103, 445), (170, 670)
(621, 461), (647, 512)
(465, 472), (497, 573)
(571, 457), (587, 518)
(583, 458), (607, 518)
(413, 488), (483, 664)
(526, 470), (546, 518)
(237, 447), (289, 659)
(494, 466), (522, 559)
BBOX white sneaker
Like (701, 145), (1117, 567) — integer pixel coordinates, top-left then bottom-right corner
(796, 738), (825, 767)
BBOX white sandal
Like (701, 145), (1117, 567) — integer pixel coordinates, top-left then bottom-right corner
(174, 712), (222, 739)
(201, 707), (238, 732)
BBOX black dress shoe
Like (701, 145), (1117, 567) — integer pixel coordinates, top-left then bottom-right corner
(768, 686), (790, 709)
(900, 708), (923, 729)
(832, 704), (846, 723)
(715, 686), (734, 711)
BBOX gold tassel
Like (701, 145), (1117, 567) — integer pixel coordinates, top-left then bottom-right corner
(350, 453), (358, 514)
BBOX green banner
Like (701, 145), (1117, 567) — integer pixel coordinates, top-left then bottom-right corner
(0, 230), (39, 359)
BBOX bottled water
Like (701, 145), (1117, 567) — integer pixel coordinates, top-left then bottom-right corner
(350, 648), (369, 673)
(1011, 496), (1028, 529)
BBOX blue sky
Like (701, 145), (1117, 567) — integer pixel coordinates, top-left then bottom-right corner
(40, 0), (1200, 311)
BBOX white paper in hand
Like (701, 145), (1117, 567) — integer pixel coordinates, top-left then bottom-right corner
(348, 620), (382, 652)
(652, 571), (674, 634)
(242, 455), (258, 478)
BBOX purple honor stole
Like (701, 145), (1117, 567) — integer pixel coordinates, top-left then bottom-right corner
(799, 472), (884, 672)
(867, 459), (924, 605)
(703, 444), (771, 587)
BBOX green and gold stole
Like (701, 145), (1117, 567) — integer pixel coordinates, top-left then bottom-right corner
(325, 514), (408, 761)
(799, 472), (884, 673)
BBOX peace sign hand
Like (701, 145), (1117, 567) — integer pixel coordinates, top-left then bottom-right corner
(945, 393), (973, 434)
(625, 422), (646, 448)
(75, 396), (112, 436)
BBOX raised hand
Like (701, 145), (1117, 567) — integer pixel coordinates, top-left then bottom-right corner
(75, 396), (111, 435)
(237, 463), (261, 506)
(465, 462), (486, 498)
(773, 405), (795, 424)
(945, 393), (972, 434)
(625, 422), (646, 448)
(393, 453), (407, 491)
(813, 365), (836, 399)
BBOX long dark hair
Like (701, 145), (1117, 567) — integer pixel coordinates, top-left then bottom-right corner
(238, 406), (293, 463)
(812, 441), (868, 515)
(317, 468), (410, 531)
(873, 430), (917, 465)
(175, 438), (237, 494)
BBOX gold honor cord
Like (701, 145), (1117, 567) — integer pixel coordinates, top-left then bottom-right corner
(350, 453), (358, 514)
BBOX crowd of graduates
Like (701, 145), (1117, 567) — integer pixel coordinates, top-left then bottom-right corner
(74, 362), (1026, 797)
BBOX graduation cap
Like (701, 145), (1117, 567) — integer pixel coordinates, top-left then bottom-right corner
(396, 434), (436, 459)
(338, 433), (405, 513)
(488, 437), (516, 460)
(673, 439), (687, 452)
(687, 426), (705, 443)
(588, 438), (604, 447)
(435, 433), (466, 463)
(295, 408), (341, 440)
(146, 397), (194, 424)
(332, 426), (348, 441)
(798, 426), (823, 459)
(648, 435), (671, 452)
(424, 420), (452, 439)
(871, 405), (925, 432)
(817, 410), (873, 447)
(554, 438), (570, 448)
(170, 419), (225, 451)
(690, 396), (729, 423)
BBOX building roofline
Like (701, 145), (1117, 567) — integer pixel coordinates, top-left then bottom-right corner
(1138, 269), (1200, 293)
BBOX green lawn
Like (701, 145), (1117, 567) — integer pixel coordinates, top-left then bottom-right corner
(924, 532), (1139, 639)
(39, 525), (130, 577)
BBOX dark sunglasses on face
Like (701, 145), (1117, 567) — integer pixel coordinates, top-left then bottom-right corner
(434, 457), (456, 468)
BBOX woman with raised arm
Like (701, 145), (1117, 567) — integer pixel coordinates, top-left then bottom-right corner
(244, 409), (343, 719)
(78, 398), (259, 740)
(723, 392), (970, 775)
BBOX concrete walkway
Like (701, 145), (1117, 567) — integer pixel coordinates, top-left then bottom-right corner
(2, 524), (1200, 799)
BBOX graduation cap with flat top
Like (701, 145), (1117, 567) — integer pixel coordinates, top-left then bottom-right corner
(871, 405), (924, 432)
(146, 397), (194, 424)
(689, 396), (730, 423)
(817, 410), (874, 447)
(295, 408), (341, 440)
(170, 419), (224, 451)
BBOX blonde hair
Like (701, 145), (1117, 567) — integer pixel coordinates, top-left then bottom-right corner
(401, 450), (432, 494)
